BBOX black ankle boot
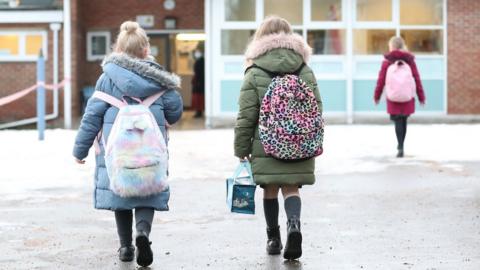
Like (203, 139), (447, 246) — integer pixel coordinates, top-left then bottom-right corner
(283, 217), (302, 260)
(135, 231), (153, 267)
(118, 246), (135, 262)
(266, 226), (283, 255)
(396, 149), (404, 158)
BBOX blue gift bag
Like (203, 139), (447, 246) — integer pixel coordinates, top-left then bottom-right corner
(226, 161), (256, 214)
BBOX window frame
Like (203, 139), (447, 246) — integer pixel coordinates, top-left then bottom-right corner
(87, 31), (111, 62)
(352, 0), (445, 56)
(0, 30), (47, 62)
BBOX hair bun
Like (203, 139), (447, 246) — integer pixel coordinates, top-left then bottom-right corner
(120, 21), (139, 34)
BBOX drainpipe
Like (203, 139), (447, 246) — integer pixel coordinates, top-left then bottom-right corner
(63, 0), (72, 129)
(50, 23), (61, 119)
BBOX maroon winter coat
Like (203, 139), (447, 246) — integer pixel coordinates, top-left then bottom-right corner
(374, 50), (426, 115)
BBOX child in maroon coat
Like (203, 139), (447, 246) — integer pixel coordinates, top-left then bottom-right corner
(374, 36), (426, 157)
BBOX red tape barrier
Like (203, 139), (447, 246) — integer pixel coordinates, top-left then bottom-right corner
(0, 78), (69, 107)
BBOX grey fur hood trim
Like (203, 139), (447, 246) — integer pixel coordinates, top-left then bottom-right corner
(102, 53), (181, 88)
(245, 32), (312, 63)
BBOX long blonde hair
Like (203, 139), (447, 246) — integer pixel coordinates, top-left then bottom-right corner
(389, 36), (408, 51)
(114, 21), (149, 58)
(253, 16), (293, 41)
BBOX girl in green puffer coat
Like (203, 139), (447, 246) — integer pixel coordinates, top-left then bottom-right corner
(234, 16), (322, 260)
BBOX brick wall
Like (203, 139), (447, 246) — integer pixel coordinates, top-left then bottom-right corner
(447, 0), (480, 114)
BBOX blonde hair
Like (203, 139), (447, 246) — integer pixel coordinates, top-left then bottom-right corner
(253, 16), (293, 41)
(114, 21), (149, 58)
(389, 36), (407, 51)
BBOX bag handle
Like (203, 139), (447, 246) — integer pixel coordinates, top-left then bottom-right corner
(233, 161), (254, 184)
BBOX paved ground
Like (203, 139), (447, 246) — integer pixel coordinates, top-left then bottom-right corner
(1, 124), (479, 270)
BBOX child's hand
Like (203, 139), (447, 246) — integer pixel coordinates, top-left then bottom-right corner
(75, 158), (86, 164)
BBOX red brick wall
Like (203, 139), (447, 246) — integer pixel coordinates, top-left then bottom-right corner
(447, 0), (480, 114)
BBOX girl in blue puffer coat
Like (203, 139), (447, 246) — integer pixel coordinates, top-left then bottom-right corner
(73, 21), (183, 267)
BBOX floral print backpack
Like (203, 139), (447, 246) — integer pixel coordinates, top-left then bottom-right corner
(249, 63), (324, 160)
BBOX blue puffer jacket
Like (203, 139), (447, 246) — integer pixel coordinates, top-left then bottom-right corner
(73, 53), (183, 211)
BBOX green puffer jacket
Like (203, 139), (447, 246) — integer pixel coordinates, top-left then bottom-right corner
(234, 33), (322, 186)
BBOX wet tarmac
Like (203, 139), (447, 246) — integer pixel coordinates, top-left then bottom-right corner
(1, 126), (479, 269)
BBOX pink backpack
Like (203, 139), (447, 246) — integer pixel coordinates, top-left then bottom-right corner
(385, 60), (416, 102)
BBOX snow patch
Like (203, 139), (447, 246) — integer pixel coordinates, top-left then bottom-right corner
(0, 124), (478, 197)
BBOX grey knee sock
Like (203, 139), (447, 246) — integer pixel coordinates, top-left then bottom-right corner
(284, 196), (301, 220)
(135, 207), (154, 236)
(115, 210), (133, 247)
(263, 198), (279, 228)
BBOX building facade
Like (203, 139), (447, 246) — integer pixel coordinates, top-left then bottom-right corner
(0, 0), (204, 128)
(0, 0), (479, 128)
(205, 0), (479, 126)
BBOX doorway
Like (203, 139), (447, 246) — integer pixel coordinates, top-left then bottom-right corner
(148, 33), (205, 118)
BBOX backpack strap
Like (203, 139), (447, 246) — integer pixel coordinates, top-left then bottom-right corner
(244, 62), (305, 77)
(142, 90), (167, 107)
(92, 91), (127, 108)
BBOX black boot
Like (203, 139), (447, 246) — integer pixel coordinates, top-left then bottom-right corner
(283, 217), (302, 260)
(193, 111), (203, 118)
(118, 246), (135, 262)
(397, 148), (404, 158)
(266, 226), (283, 255)
(135, 231), (153, 267)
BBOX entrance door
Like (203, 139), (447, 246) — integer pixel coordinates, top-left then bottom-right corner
(149, 34), (172, 70)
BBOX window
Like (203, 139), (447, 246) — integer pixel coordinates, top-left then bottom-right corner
(221, 29), (255, 55)
(356, 0), (392, 22)
(400, 0), (443, 25)
(26, 35), (43, 55)
(354, 29), (395, 55)
(401, 30), (443, 54)
(0, 31), (46, 61)
(225, 0), (255, 21)
(87, 31), (111, 61)
(311, 0), (342, 21)
(264, 0), (303, 25)
(0, 35), (19, 56)
(307, 30), (345, 54)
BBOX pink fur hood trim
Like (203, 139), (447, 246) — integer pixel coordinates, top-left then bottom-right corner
(244, 33), (312, 62)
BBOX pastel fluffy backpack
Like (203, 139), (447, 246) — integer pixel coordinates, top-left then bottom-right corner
(247, 63), (324, 160)
(92, 91), (169, 198)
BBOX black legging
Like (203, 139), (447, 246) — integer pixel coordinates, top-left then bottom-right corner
(391, 115), (408, 150)
(114, 207), (154, 247)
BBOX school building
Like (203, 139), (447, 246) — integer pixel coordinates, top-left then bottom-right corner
(0, 0), (478, 128)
